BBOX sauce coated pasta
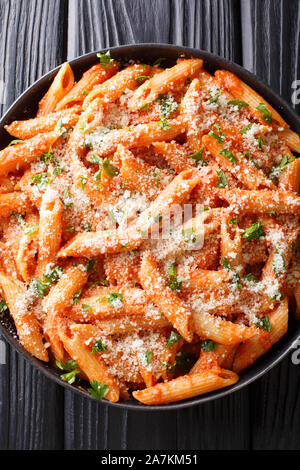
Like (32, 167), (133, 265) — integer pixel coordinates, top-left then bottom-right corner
(0, 51), (299, 404)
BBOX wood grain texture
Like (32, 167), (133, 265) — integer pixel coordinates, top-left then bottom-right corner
(0, 0), (299, 450)
(0, 0), (67, 450)
(241, 0), (300, 450)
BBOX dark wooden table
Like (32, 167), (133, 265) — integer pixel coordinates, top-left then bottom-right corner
(0, 0), (300, 450)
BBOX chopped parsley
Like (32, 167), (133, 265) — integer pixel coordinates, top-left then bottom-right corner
(240, 123), (253, 134)
(208, 89), (220, 104)
(208, 129), (225, 145)
(62, 188), (73, 209)
(88, 380), (109, 400)
(96, 50), (112, 68)
(182, 227), (198, 244)
(29, 278), (50, 298)
(256, 103), (272, 124)
(257, 136), (264, 152)
(153, 57), (166, 67)
(107, 292), (123, 308)
(201, 340), (217, 352)
(220, 148), (238, 165)
(56, 359), (80, 384)
(24, 224), (39, 235)
(145, 350), (153, 365)
(82, 304), (92, 311)
(256, 315), (272, 332)
(166, 331), (181, 348)
(102, 158), (119, 178)
(227, 99), (249, 109)
(80, 176), (87, 190)
(44, 266), (64, 284)
(215, 170), (228, 188)
(269, 154), (295, 180)
(72, 289), (82, 304)
(0, 299), (8, 313)
(92, 339), (106, 354)
(166, 263), (182, 291)
(222, 258), (231, 271)
(188, 148), (208, 167)
(90, 154), (102, 164)
(157, 115), (171, 130)
(8, 139), (25, 146)
(86, 259), (96, 273)
(135, 75), (152, 84)
(30, 173), (50, 192)
(242, 221), (266, 241)
(229, 217), (238, 225)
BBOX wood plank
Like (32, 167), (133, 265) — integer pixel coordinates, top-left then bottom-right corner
(240, 0), (300, 450)
(0, 0), (67, 450)
(64, 0), (246, 451)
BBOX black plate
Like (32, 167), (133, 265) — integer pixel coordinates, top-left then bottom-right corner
(1, 43), (299, 410)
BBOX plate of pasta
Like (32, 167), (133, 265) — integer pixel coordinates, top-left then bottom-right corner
(0, 44), (300, 409)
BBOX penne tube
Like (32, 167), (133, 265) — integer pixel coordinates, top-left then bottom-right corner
(128, 59), (203, 111)
(180, 78), (203, 151)
(0, 132), (59, 176)
(15, 213), (39, 283)
(116, 144), (170, 200)
(71, 315), (171, 336)
(56, 62), (119, 111)
(233, 298), (288, 373)
(279, 157), (300, 193)
(58, 322), (120, 402)
(0, 271), (48, 361)
(192, 310), (260, 345)
(35, 189), (63, 279)
(83, 64), (156, 108)
(5, 106), (81, 140)
(215, 70), (288, 128)
(132, 368), (238, 405)
(202, 134), (275, 190)
(139, 251), (193, 342)
(0, 191), (31, 217)
(37, 63), (75, 116)
(152, 141), (194, 172)
(216, 189), (300, 214)
(278, 129), (300, 153)
(220, 212), (243, 270)
(84, 119), (184, 158)
(58, 169), (201, 258)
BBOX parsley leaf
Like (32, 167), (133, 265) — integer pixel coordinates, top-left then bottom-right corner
(44, 266), (64, 284)
(256, 315), (272, 332)
(24, 224), (39, 235)
(188, 148), (208, 167)
(242, 221), (266, 241)
(29, 278), (50, 298)
(256, 103), (272, 124)
(0, 299), (8, 313)
(228, 99), (249, 109)
(88, 380), (109, 400)
(8, 139), (25, 146)
(240, 123), (253, 134)
(86, 259), (96, 273)
(269, 154), (295, 180)
(208, 130), (225, 145)
(62, 188), (73, 209)
(201, 340), (217, 352)
(102, 158), (119, 178)
(145, 350), (153, 365)
(166, 263), (182, 291)
(135, 75), (152, 84)
(72, 289), (82, 304)
(92, 339), (106, 354)
(215, 170), (228, 188)
(96, 50), (112, 68)
(220, 148), (238, 165)
(107, 292), (123, 307)
(157, 115), (171, 130)
(166, 331), (181, 348)
(30, 173), (50, 192)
